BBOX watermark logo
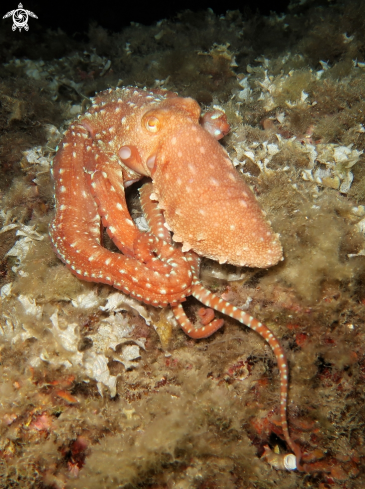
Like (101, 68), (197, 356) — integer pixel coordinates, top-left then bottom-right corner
(3, 3), (38, 31)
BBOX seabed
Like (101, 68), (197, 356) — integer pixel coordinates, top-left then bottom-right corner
(0, 1), (365, 487)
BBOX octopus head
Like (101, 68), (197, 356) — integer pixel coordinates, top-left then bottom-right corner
(123, 96), (283, 268)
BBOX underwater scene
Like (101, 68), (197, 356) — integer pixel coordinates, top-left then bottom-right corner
(0, 0), (365, 487)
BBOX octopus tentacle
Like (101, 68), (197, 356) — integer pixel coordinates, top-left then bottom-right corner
(191, 280), (302, 467)
(88, 163), (138, 257)
(132, 234), (170, 274)
(172, 303), (224, 339)
(140, 182), (225, 337)
(83, 143), (194, 301)
(50, 127), (192, 306)
(132, 233), (190, 285)
(140, 179), (299, 459)
(198, 307), (216, 325)
(139, 183), (172, 244)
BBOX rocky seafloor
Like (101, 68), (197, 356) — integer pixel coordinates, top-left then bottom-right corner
(1, 1), (365, 487)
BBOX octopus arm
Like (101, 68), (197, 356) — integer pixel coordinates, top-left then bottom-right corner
(85, 142), (140, 256)
(50, 125), (193, 306)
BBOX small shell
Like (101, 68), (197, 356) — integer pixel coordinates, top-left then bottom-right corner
(261, 445), (297, 471)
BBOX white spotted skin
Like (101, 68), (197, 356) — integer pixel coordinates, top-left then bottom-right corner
(84, 86), (282, 268)
(54, 85), (282, 269)
(152, 122), (282, 267)
(49, 87), (196, 307)
(140, 180), (300, 466)
(49, 86), (299, 465)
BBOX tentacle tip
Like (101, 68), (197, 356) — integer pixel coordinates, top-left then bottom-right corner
(291, 443), (304, 472)
(197, 307), (215, 325)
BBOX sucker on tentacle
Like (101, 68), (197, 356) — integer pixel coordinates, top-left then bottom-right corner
(50, 86), (302, 469)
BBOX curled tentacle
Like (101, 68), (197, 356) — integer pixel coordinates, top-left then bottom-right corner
(172, 303), (224, 339)
(198, 307), (215, 325)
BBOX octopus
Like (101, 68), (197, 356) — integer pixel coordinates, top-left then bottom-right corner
(49, 86), (302, 469)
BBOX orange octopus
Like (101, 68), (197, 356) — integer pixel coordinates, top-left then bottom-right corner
(49, 86), (302, 469)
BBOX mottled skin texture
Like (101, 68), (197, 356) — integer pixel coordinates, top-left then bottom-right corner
(49, 87), (302, 468)
(152, 116), (282, 266)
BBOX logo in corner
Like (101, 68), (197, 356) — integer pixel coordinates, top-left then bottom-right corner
(3, 3), (38, 31)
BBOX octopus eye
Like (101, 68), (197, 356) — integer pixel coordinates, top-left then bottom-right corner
(144, 115), (160, 133)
